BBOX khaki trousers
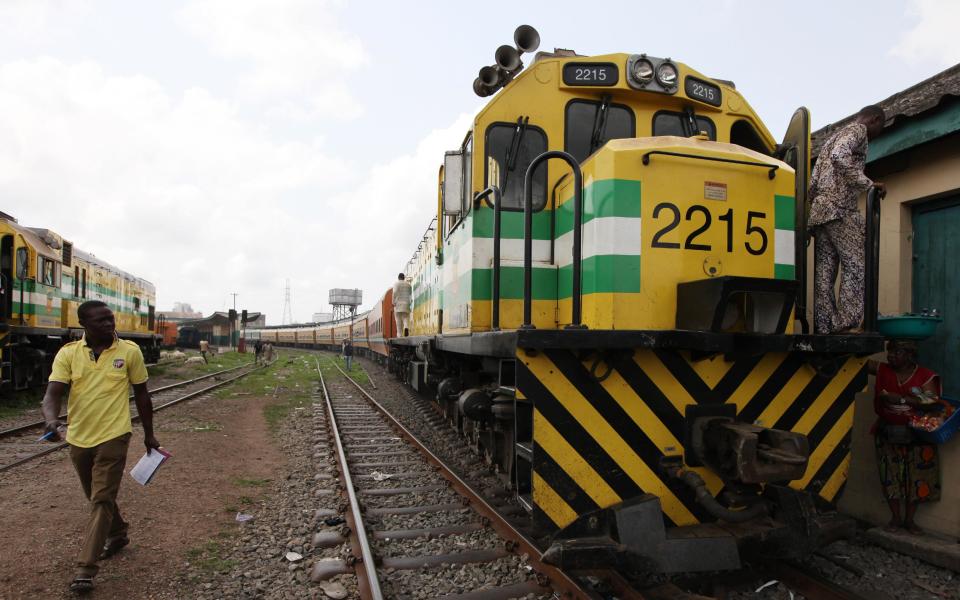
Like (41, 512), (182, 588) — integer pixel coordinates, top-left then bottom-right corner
(395, 311), (410, 336)
(69, 432), (131, 576)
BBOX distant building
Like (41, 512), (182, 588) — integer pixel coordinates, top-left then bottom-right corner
(312, 312), (333, 323)
(812, 63), (960, 538)
(179, 311), (265, 346)
(158, 301), (203, 322)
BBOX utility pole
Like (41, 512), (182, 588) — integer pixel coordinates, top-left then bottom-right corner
(229, 293), (239, 349)
(282, 279), (293, 325)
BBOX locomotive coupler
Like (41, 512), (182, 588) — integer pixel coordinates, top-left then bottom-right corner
(690, 416), (809, 483)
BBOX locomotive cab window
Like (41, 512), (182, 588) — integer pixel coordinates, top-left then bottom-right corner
(443, 134), (473, 239)
(564, 98), (635, 163)
(730, 119), (771, 155)
(652, 110), (716, 140)
(485, 120), (548, 211)
(462, 135), (473, 215)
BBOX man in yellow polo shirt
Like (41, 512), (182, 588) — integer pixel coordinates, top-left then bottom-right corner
(41, 300), (159, 594)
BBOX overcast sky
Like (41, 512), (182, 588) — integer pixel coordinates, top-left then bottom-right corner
(3, 0), (957, 324)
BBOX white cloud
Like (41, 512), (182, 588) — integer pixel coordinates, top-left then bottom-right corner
(323, 112), (476, 276)
(0, 57), (354, 322)
(890, 0), (960, 67)
(270, 112), (476, 322)
(177, 0), (366, 120)
(0, 0), (89, 41)
(0, 55), (477, 324)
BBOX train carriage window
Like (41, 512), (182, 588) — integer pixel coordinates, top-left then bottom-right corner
(485, 120), (548, 211)
(39, 257), (57, 286)
(565, 98), (635, 163)
(653, 110), (716, 140)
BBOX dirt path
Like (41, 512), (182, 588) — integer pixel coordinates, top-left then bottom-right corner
(0, 376), (288, 599)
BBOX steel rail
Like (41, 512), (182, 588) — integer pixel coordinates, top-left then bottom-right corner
(759, 560), (881, 600)
(315, 358), (384, 600)
(0, 363), (250, 439)
(0, 361), (269, 473)
(327, 358), (590, 599)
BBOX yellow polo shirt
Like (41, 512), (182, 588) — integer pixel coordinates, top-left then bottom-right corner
(49, 336), (149, 448)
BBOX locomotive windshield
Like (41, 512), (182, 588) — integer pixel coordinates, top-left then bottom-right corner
(484, 120), (548, 211)
(564, 98), (635, 163)
(652, 109), (716, 140)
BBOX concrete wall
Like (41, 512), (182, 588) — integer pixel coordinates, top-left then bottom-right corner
(833, 133), (960, 537)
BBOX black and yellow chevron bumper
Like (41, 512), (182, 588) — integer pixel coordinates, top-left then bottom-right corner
(517, 346), (867, 532)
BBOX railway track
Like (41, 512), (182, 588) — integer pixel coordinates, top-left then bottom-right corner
(310, 357), (587, 599)
(0, 361), (263, 473)
(754, 560), (887, 600)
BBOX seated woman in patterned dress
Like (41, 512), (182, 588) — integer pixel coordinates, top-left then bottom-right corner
(871, 340), (942, 534)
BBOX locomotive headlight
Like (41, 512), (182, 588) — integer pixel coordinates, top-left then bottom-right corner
(631, 58), (654, 85)
(656, 62), (678, 88)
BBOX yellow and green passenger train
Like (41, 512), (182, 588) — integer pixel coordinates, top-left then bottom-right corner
(0, 212), (161, 391)
(257, 26), (885, 574)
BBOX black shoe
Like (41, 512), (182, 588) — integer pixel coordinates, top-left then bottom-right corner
(100, 536), (129, 559)
(70, 577), (94, 594)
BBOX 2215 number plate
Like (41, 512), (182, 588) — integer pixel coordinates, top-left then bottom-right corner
(563, 63), (619, 86)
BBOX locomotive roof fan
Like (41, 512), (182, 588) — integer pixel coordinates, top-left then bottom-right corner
(473, 25), (540, 97)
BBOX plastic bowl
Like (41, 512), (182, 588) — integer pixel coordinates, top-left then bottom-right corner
(876, 315), (942, 340)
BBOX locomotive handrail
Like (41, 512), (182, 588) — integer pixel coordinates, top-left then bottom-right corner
(475, 186), (504, 330)
(521, 150), (584, 329)
(642, 150), (778, 179)
(0, 272), (6, 321)
(864, 186), (882, 333)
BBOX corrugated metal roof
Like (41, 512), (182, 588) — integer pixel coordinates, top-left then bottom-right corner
(812, 62), (960, 157)
(181, 311), (264, 326)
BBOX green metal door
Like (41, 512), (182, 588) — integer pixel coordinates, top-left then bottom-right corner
(913, 197), (960, 398)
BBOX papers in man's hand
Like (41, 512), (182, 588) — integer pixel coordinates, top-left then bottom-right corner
(129, 448), (171, 485)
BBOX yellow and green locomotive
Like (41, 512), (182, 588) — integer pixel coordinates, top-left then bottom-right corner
(0, 212), (160, 391)
(392, 26), (883, 573)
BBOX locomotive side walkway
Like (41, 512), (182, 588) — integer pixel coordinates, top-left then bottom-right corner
(0, 352), (308, 599)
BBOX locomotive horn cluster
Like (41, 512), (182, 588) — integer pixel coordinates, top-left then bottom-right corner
(473, 24), (540, 97)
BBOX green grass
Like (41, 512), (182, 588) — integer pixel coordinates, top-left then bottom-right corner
(147, 364), (167, 376)
(232, 476), (269, 487)
(185, 539), (237, 573)
(0, 389), (42, 419)
(260, 351), (324, 431)
(330, 355), (369, 385)
(189, 351), (255, 374)
(191, 422), (222, 432)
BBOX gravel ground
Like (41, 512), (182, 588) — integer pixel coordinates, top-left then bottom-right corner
(379, 554), (541, 599)
(733, 535), (958, 600)
(806, 537), (957, 598)
(724, 535), (959, 600)
(183, 382), (356, 600)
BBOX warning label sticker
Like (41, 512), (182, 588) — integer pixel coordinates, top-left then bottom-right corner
(704, 181), (727, 201)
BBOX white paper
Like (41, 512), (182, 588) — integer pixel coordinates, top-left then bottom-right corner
(129, 448), (170, 485)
